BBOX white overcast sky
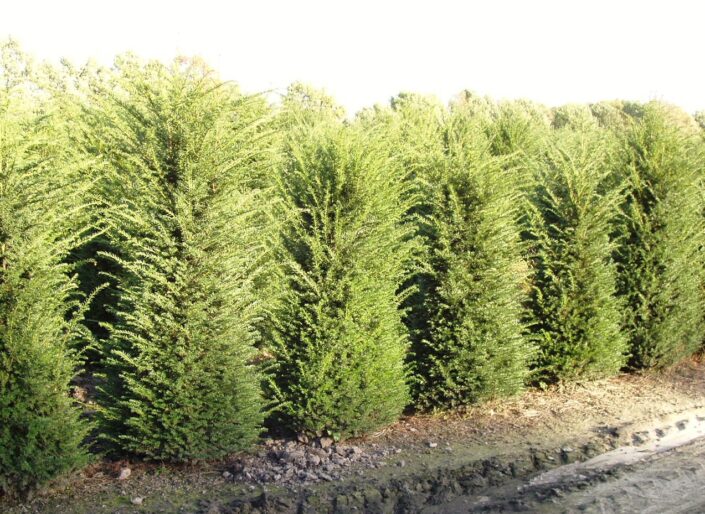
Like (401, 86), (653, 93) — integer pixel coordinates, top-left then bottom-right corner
(2, 0), (704, 115)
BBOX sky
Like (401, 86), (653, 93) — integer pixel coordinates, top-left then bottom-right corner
(2, 0), (704, 115)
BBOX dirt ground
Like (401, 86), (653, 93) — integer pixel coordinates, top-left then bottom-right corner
(4, 356), (705, 514)
(425, 401), (705, 512)
(535, 437), (705, 514)
(445, 436), (705, 513)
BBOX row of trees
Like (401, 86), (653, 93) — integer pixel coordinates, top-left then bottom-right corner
(1, 42), (704, 496)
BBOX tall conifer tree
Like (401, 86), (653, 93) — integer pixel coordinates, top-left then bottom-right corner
(90, 57), (271, 460)
(616, 103), (705, 368)
(267, 86), (414, 438)
(408, 103), (532, 407)
(0, 40), (91, 496)
(527, 118), (628, 382)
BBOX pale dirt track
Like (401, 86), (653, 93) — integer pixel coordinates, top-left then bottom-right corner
(545, 438), (705, 514)
(432, 436), (705, 513)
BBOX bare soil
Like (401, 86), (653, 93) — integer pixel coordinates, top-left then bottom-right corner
(4, 356), (705, 514)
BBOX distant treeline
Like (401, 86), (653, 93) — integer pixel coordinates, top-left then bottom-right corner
(1, 41), (704, 497)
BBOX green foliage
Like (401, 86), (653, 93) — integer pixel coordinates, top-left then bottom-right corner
(487, 100), (551, 165)
(412, 105), (532, 407)
(615, 103), (705, 369)
(267, 94), (414, 439)
(377, 93), (447, 366)
(0, 40), (91, 497)
(42, 60), (120, 363)
(452, 93), (550, 166)
(280, 82), (346, 124)
(3, 41), (705, 462)
(89, 57), (271, 460)
(527, 123), (628, 382)
(552, 104), (599, 131)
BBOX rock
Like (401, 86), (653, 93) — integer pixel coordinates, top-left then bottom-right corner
(117, 467), (131, 480)
(297, 433), (309, 444)
(348, 452), (362, 462)
(428, 442), (438, 448)
(307, 454), (322, 467)
(318, 437), (334, 449)
(298, 470), (317, 481)
(632, 431), (649, 445)
(131, 497), (144, 505)
(222, 471), (233, 480)
(331, 454), (349, 465)
(310, 448), (328, 459)
(282, 450), (306, 464)
(335, 446), (347, 456)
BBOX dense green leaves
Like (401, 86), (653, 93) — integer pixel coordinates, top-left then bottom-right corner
(527, 123), (628, 382)
(86, 58), (271, 461)
(0, 41), (91, 497)
(2, 41), (705, 495)
(383, 96), (532, 408)
(267, 94), (415, 438)
(615, 104), (705, 369)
